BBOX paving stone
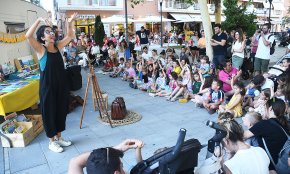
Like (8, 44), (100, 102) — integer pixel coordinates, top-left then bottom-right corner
(13, 164), (51, 174)
(8, 142), (47, 173)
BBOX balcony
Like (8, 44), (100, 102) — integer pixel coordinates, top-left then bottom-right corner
(159, 2), (216, 14)
(58, 0), (123, 11)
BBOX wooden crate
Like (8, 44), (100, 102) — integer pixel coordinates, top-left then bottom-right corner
(0, 122), (34, 147)
(25, 114), (43, 138)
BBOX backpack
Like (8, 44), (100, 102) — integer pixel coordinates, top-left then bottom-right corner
(262, 119), (290, 174)
(259, 34), (276, 55)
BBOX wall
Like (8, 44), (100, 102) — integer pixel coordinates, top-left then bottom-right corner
(0, 0), (47, 64)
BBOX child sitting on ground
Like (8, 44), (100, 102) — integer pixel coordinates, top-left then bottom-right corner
(155, 71), (178, 97)
(149, 69), (166, 96)
(183, 72), (202, 101)
(203, 79), (225, 115)
(248, 88), (271, 119)
(192, 75), (213, 106)
(167, 64), (192, 102)
(243, 79), (260, 108)
(110, 57), (125, 78)
(242, 112), (262, 147)
(219, 78), (245, 117)
(197, 56), (210, 77)
(122, 60), (136, 81)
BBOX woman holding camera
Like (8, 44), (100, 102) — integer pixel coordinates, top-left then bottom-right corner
(218, 112), (270, 174)
(25, 13), (77, 153)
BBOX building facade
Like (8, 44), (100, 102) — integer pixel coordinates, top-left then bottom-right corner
(55, 0), (287, 36)
(0, 0), (47, 64)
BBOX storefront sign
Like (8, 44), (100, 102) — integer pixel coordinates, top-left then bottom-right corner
(78, 15), (95, 19)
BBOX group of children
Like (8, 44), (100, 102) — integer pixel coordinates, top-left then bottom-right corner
(105, 46), (290, 119)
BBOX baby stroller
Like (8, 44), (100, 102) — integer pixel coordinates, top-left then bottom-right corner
(130, 129), (201, 174)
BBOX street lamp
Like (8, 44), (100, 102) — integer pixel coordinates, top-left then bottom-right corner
(267, 0), (273, 24)
(160, 0), (163, 47)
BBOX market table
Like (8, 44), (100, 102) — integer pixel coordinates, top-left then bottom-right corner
(0, 80), (39, 116)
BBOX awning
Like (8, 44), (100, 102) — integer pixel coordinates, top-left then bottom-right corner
(170, 13), (193, 22)
(134, 16), (175, 22)
(272, 3), (285, 11)
(190, 14), (226, 22)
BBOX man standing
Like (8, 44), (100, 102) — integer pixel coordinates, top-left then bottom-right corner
(136, 26), (150, 50)
(211, 24), (227, 69)
(254, 23), (275, 75)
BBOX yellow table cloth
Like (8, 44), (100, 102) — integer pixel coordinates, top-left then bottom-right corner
(0, 80), (39, 116)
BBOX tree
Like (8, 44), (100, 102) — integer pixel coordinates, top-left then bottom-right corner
(222, 0), (256, 37)
(94, 15), (105, 47)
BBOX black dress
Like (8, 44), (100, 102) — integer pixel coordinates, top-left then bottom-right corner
(39, 46), (69, 138)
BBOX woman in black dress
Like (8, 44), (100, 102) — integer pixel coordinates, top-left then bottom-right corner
(26, 13), (77, 153)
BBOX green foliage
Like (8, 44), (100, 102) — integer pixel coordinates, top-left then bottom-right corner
(130, 0), (144, 8)
(94, 15), (105, 47)
(282, 16), (290, 25)
(222, 0), (257, 37)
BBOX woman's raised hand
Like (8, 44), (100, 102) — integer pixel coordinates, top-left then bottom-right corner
(68, 12), (78, 23)
(39, 17), (53, 27)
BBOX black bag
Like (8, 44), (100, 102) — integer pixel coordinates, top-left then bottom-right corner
(66, 65), (82, 91)
(130, 138), (201, 174)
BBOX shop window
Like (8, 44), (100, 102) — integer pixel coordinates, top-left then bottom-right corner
(70, 0), (89, 5)
(4, 22), (25, 34)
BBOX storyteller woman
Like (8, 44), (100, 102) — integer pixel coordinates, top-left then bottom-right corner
(25, 13), (77, 153)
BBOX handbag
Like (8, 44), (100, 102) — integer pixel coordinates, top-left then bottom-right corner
(261, 119), (290, 174)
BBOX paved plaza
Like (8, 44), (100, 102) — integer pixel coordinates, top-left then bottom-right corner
(0, 45), (288, 174)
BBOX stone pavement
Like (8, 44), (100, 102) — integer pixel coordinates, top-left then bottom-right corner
(2, 68), (218, 174)
(0, 44), (288, 174)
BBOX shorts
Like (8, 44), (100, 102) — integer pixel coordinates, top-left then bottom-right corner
(254, 57), (270, 72)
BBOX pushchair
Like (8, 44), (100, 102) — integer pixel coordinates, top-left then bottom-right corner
(130, 129), (201, 174)
(130, 121), (227, 174)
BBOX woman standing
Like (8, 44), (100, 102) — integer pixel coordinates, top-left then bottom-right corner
(25, 13), (77, 153)
(231, 30), (245, 70)
(198, 30), (206, 56)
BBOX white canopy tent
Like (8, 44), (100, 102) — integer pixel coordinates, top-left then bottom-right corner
(134, 16), (175, 22)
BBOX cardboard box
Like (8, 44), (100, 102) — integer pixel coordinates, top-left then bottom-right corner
(0, 122), (34, 147)
(25, 114), (43, 138)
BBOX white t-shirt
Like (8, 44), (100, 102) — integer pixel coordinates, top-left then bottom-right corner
(224, 146), (269, 174)
(232, 41), (244, 58)
(255, 33), (275, 60)
(141, 52), (152, 61)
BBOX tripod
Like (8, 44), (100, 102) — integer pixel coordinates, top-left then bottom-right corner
(80, 64), (113, 128)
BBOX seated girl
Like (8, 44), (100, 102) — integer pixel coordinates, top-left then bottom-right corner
(122, 60), (136, 81)
(184, 72), (202, 100)
(110, 57), (125, 78)
(191, 74), (213, 106)
(167, 64), (192, 102)
(148, 69), (166, 95)
(243, 80), (260, 108)
(248, 88), (271, 119)
(219, 79), (245, 117)
(155, 71), (178, 97)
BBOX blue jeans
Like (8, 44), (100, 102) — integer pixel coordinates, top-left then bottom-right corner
(213, 55), (225, 69)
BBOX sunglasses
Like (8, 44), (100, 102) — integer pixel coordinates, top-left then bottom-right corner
(44, 30), (55, 35)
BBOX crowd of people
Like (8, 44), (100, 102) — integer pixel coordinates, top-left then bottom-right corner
(26, 13), (290, 174)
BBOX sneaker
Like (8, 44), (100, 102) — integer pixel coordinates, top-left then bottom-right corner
(149, 93), (156, 97)
(56, 137), (72, 147)
(179, 98), (188, 103)
(208, 109), (216, 115)
(49, 141), (63, 153)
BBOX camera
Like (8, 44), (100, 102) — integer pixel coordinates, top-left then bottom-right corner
(206, 120), (227, 153)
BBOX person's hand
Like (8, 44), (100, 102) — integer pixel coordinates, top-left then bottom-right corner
(114, 139), (143, 152)
(210, 39), (215, 43)
(135, 140), (144, 149)
(39, 17), (52, 27)
(68, 12), (78, 23)
(260, 32), (264, 37)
